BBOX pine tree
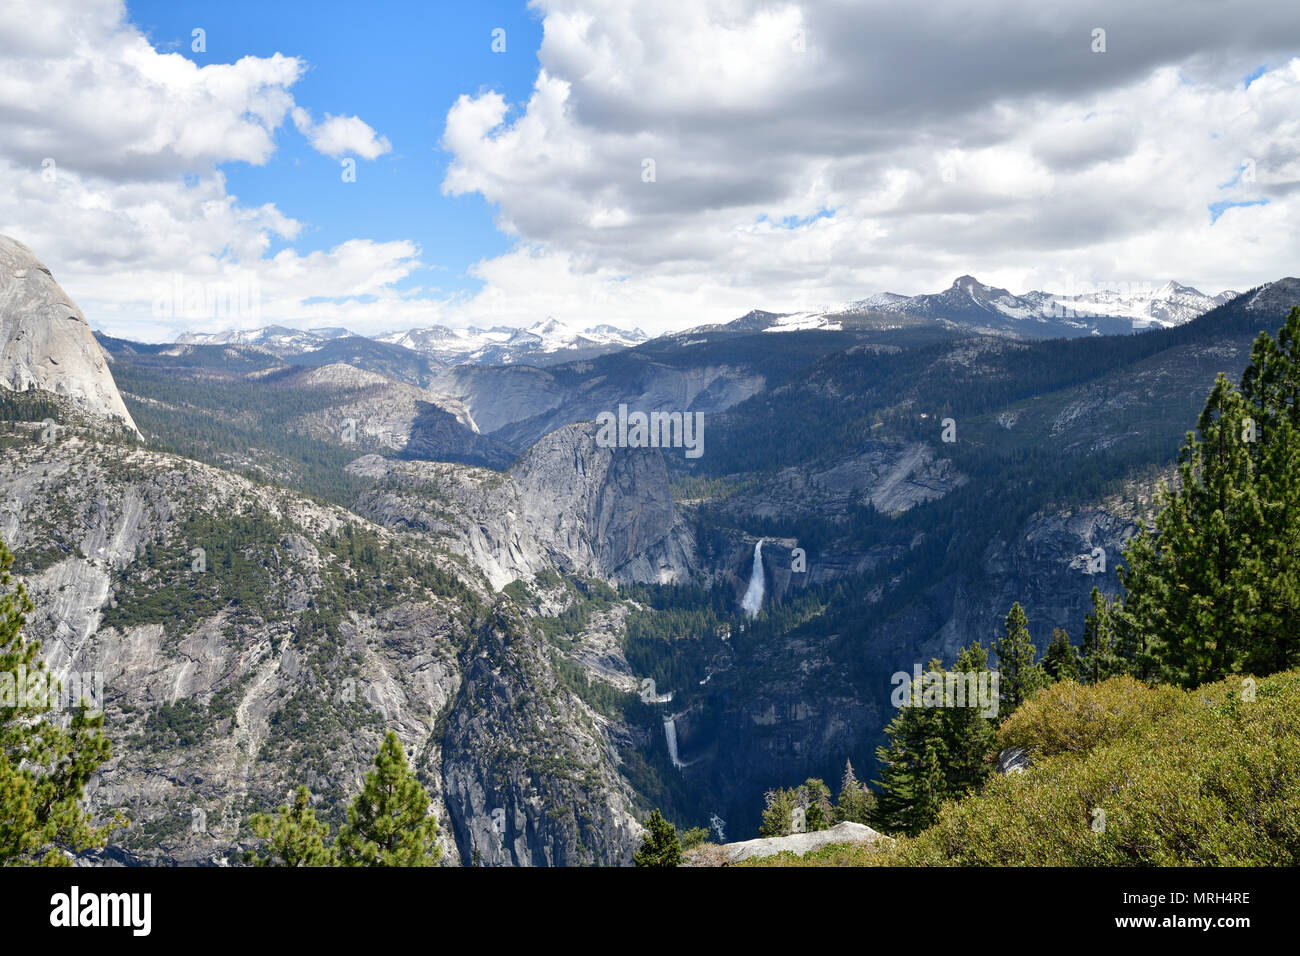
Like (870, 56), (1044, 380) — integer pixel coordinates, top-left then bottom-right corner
(834, 759), (877, 825)
(872, 644), (999, 836)
(337, 731), (441, 866)
(872, 666), (949, 836)
(801, 778), (834, 832)
(245, 786), (338, 866)
(1117, 375), (1263, 687)
(1238, 305), (1300, 675)
(943, 641), (998, 790)
(995, 603), (1046, 713)
(759, 787), (798, 837)
(1042, 628), (1079, 682)
(1079, 587), (1130, 682)
(633, 809), (681, 866)
(1, 537), (115, 865)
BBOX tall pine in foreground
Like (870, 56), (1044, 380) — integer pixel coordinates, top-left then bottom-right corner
(245, 786), (338, 866)
(0, 537), (115, 865)
(1113, 306), (1300, 686)
(633, 809), (681, 866)
(337, 731), (441, 866)
(873, 644), (996, 836)
(995, 603), (1046, 713)
(1238, 304), (1300, 675)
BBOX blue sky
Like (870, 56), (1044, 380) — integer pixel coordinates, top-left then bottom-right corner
(1, 0), (1296, 341)
(129, 0), (542, 300)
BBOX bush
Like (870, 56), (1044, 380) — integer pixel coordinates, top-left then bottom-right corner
(875, 670), (1300, 866)
(748, 670), (1300, 866)
(996, 676), (1184, 760)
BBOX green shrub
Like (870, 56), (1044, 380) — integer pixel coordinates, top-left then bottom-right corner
(878, 670), (1300, 866)
(748, 670), (1300, 866)
(996, 676), (1184, 760)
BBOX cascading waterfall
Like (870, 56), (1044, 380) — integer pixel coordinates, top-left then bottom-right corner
(663, 715), (685, 770)
(740, 538), (765, 617)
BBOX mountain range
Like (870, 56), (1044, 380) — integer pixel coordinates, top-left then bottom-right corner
(2, 230), (1296, 864)
(178, 317), (650, 368)
(168, 275), (1236, 371)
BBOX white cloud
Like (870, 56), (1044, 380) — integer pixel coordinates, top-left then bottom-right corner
(4, 0), (1300, 341)
(291, 108), (392, 160)
(0, 0), (404, 341)
(435, 0), (1300, 331)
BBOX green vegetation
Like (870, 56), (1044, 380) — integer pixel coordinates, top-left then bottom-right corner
(246, 732), (441, 867)
(633, 809), (682, 867)
(880, 671), (1300, 865)
(872, 642), (997, 836)
(244, 786), (338, 867)
(995, 603), (1047, 713)
(109, 358), (384, 507)
(100, 512), (286, 633)
(1110, 307), (1300, 686)
(747, 670), (1300, 866)
(336, 731), (441, 866)
(753, 765), (878, 838)
(0, 537), (117, 865)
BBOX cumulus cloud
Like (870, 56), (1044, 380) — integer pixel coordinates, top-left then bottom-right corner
(437, 0), (1300, 329)
(291, 107), (392, 159)
(0, 0), (304, 180)
(0, 0), (403, 340)
(4, 0), (1300, 339)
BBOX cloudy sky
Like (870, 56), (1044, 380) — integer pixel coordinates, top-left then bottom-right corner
(1, 0), (1298, 341)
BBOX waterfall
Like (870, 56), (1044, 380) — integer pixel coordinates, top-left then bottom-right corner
(663, 716), (686, 770)
(740, 538), (765, 617)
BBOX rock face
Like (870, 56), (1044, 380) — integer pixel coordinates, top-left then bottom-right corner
(995, 746), (1031, 775)
(0, 235), (138, 433)
(350, 422), (696, 589)
(511, 424), (696, 583)
(271, 362), (516, 468)
(686, 821), (888, 865)
(0, 428), (643, 866)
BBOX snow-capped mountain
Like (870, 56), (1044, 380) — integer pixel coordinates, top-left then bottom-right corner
(377, 318), (648, 366)
(174, 318), (647, 366)
(827, 275), (1239, 337)
(175, 325), (354, 354)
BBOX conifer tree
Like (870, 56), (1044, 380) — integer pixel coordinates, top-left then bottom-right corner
(759, 786), (799, 837)
(1042, 628), (1079, 682)
(1079, 587), (1131, 682)
(834, 759), (877, 825)
(633, 809), (682, 866)
(245, 786), (338, 866)
(1237, 305), (1300, 675)
(872, 644), (998, 836)
(337, 731), (441, 866)
(995, 603), (1046, 713)
(800, 778), (834, 831)
(1117, 375), (1263, 687)
(943, 641), (998, 789)
(872, 665), (949, 836)
(1, 538), (115, 865)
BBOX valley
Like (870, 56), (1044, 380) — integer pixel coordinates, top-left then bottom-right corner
(3, 233), (1298, 862)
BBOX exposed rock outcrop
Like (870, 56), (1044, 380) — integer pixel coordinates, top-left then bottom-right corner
(0, 235), (138, 433)
(0, 426), (642, 866)
(686, 821), (889, 865)
(349, 422), (696, 588)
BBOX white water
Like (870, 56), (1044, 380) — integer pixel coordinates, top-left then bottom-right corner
(740, 538), (765, 617)
(664, 716), (686, 770)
